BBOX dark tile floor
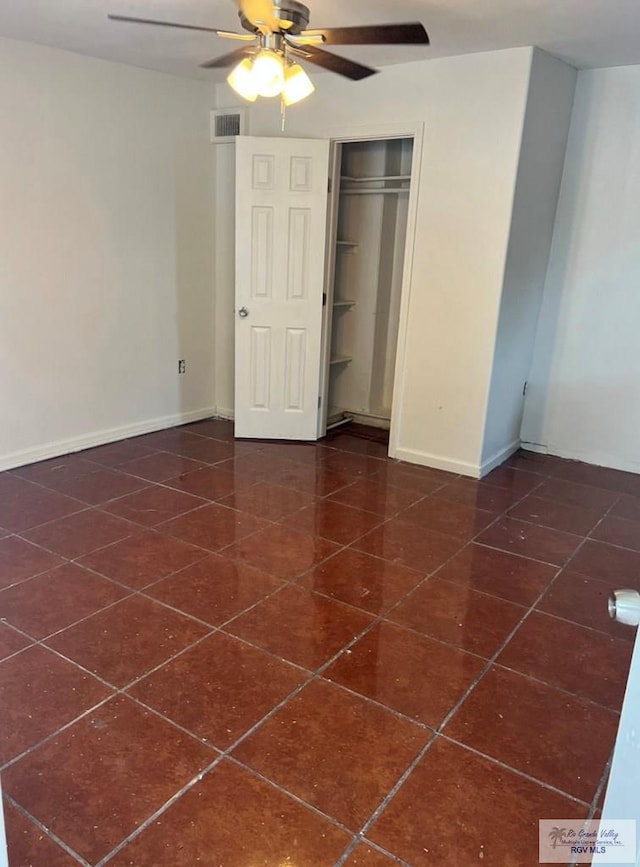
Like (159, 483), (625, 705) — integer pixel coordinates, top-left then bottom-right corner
(0, 419), (637, 866)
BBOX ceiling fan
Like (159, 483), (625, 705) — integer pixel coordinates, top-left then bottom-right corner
(108, 0), (429, 105)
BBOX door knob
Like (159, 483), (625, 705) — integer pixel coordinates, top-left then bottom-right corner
(238, 306), (249, 318)
(608, 589), (640, 626)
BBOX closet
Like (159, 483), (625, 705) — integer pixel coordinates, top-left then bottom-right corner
(324, 137), (414, 431)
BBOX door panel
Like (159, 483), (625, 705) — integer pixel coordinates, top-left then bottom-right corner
(235, 136), (330, 440)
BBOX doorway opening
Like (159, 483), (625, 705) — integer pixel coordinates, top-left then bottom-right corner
(321, 135), (415, 441)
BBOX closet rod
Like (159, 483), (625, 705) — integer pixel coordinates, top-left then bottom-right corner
(341, 174), (411, 183)
(341, 188), (410, 195)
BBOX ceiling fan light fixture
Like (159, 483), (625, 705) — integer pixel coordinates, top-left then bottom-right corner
(227, 57), (258, 101)
(282, 61), (314, 105)
(252, 49), (285, 97)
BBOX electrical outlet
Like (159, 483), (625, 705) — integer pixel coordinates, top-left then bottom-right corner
(178, 360), (186, 374)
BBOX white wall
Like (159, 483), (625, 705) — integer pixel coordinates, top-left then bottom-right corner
(214, 48), (533, 475)
(522, 65), (640, 473)
(481, 49), (576, 472)
(0, 38), (215, 470)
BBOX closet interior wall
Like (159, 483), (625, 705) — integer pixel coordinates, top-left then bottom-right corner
(328, 137), (413, 428)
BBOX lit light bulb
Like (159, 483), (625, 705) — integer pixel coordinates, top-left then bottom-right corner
(282, 62), (315, 106)
(227, 58), (258, 102)
(252, 49), (285, 97)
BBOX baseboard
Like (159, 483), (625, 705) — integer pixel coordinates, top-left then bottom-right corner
(479, 439), (521, 478)
(214, 407), (235, 421)
(343, 411), (391, 431)
(0, 406), (217, 472)
(392, 446), (482, 478)
(522, 442), (640, 475)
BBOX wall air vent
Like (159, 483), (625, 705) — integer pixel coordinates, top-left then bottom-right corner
(210, 108), (248, 143)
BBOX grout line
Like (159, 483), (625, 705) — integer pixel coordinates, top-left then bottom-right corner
(3, 794), (90, 866)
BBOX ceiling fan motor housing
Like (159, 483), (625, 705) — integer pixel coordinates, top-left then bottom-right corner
(240, 0), (311, 34)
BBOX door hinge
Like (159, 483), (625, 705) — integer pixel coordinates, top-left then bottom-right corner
(328, 177), (332, 194)
(322, 292), (327, 307)
(318, 395), (322, 408)
(523, 380), (528, 396)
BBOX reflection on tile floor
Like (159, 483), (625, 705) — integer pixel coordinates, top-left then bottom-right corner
(0, 419), (637, 865)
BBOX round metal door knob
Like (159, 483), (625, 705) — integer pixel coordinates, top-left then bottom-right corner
(238, 306), (249, 318)
(608, 588), (640, 627)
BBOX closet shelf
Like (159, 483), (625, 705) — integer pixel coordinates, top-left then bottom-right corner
(336, 240), (357, 247)
(329, 355), (353, 366)
(342, 188), (410, 195)
(333, 300), (356, 308)
(341, 175), (411, 183)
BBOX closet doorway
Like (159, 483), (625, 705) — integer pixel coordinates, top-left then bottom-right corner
(320, 133), (418, 451)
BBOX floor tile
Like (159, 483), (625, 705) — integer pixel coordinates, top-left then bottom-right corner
(226, 585), (373, 670)
(108, 759), (350, 867)
(0, 644), (112, 764)
(326, 433), (389, 459)
(611, 494), (640, 522)
(233, 678), (429, 829)
(161, 503), (268, 553)
(551, 460), (640, 497)
(368, 738), (587, 866)
(0, 536), (64, 589)
(216, 452), (293, 482)
(77, 530), (207, 589)
(343, 844), (397, 866)
(218, 481), (315, 520)
(166, 465), (252, 500)
(9, 454), (100, 484)
(445, 665), (618, 801)
(497, 611), (633, 710)
(480, 465), (544, 495)
(0, 562), (127, 639)
(534, 478), (619, 513)
(435, 543), (557, 606)
(398, 496), (496, 540)
(387, 577), (526, 658)
(129, 632), (306, 748)
(46, 595), (210, 687)
(3, 695), (214, 864)
(327, 478), (423, 516)
(536, 570), (633, 640)
(435, 477), (528, 512)
(0, 480), (84, 532)
(223, 524), (340, 579)
(508, 494), (601, 536)
(163, 436), (238, 464)
(146, 554), (283, 625)
(270, 461), (354, 496)
(371, 463), (450, 494)
(103, 483), (206, 527)
(116, 452), (207, 482)
(80, 439), (158, 467)
(325, 622), (485, 728)
(37, 467), (148, 505)
(591, 514), (640, 551)
(352, 518), (462, 574)
(0, 623), (31, 662)
(21, 508), (135, 558)
(477, 517), (582, 565)
(569, 539), (640, 587)
(301, 548), (423, 615)
(286, 500), (384, 545)
(134, 429), (210, 452)
(321, 450), (385, 477)
(3, 801), (79, 867)
(180, 418), (235, 441)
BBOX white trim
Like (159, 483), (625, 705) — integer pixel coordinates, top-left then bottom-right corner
(0, 406), (217, 472)
(522, 442), (640, 475)
(214, 406), (235, 421)
(393, 446), (481, 478)
(479, 438), (521, 477)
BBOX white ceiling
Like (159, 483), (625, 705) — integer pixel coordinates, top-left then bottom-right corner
(1, 0), (640, 81)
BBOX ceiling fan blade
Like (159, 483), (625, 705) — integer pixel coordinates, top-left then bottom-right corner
(237, 0), (280, 33)
(290, 44), (377, 81)
(300, 22), (429, 46)
(108, 14), (232, 36)
(201, 46), (254, 69)
(217, 31), (256, 41)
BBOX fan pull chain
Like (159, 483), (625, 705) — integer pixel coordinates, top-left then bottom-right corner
(281, 95), (287, 131)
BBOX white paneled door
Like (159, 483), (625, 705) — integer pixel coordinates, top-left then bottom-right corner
(235, 136), (330, 439)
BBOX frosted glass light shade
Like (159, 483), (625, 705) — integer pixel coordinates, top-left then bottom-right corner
(227, 58), (258, 102)
(252, 50), (285, 97)
(282, 62), (314, 105)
